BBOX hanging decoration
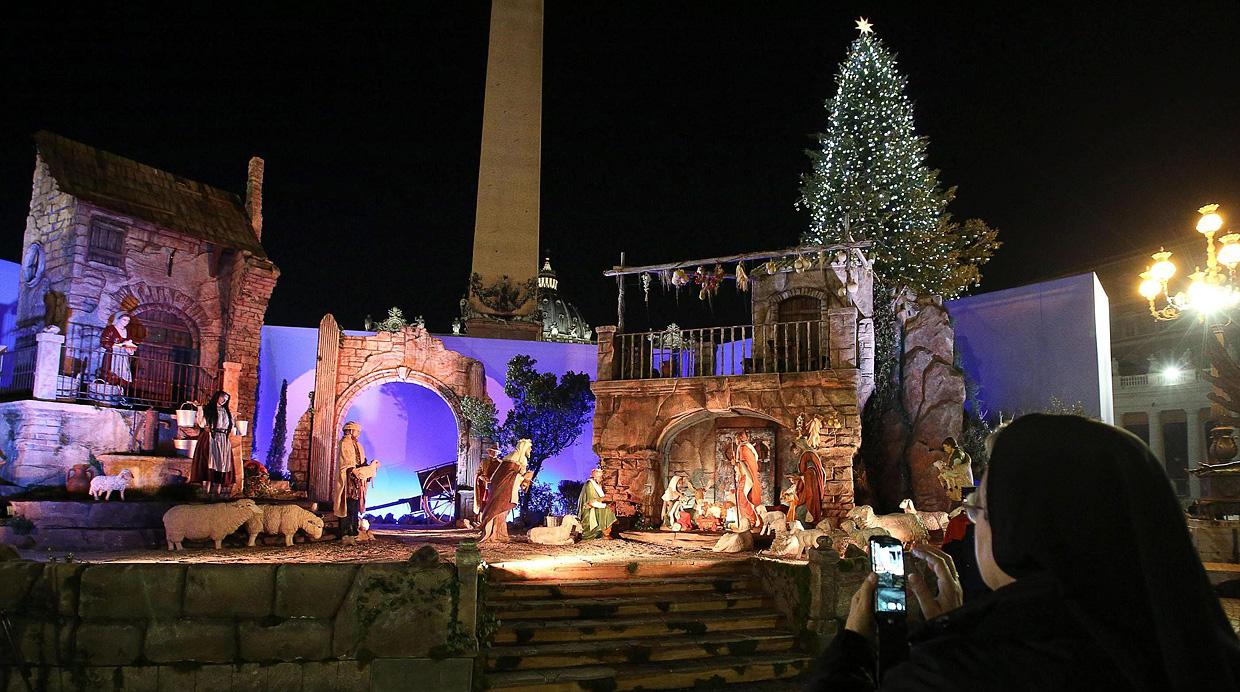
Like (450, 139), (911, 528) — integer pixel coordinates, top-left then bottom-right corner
(671, 268), (690, 288)
(765, 259), (778, 275)
(793, 254), (810, 273)
(641, 273), (652, 306)
(735, 262), (749, 292)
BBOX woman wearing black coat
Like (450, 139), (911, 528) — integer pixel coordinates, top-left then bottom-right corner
(807, 414), (1240, 691)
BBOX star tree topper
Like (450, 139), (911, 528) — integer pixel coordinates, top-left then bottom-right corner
(855, 17), (873, 34)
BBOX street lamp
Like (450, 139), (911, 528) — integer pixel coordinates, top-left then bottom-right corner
(1139, 204), (1240, 469)
(1140, 205), (1240, 320)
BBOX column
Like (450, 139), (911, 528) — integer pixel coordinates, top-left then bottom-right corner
(32, 329), (66, 400)
(1186, 408), (1203, 499)
(1148, 409), (1165, 465)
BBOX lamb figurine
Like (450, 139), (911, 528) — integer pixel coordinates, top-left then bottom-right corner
(163, 499), (264, 550)
(89, 469), (134, 501)
(782, 520), (830, 559)
(756, 505), (788, 536)
(528, 515), (583, 545)
(245, 504), (325, 547)
(838, 519), (893, 551)
(712, 515), (754, 553)
(845, 505), (929, 545)
(899, 498), (949, 532)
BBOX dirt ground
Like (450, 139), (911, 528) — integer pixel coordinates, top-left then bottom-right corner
(18, 527), (717, 565)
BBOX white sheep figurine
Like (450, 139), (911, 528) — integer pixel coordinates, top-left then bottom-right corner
(163, 499), (264, 550)
(89, 469), (134, 501)
(528, 515), (583, 545)
(780, 520), (830, 559)
(756, 505), (788, 536)
(245, 504), (325, 547)
(837, 520), (893, 552)
(845, 505), (929, 545)
(899, 498), (949, 532)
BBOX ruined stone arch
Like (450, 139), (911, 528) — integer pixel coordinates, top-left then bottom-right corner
(303, 314), (490, 509)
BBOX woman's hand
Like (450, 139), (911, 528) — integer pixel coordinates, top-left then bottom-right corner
(909, 543), (963, 620)
(844, 572), (878, 640)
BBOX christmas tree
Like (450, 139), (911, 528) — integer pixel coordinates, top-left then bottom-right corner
(800, 17), (999, 385)
(801, 18), (998, 298)
(266, 379), (290, 480)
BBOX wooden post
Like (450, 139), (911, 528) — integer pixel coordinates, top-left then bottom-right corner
(617, 251), (626, 333)
(310, 314), (341, 505)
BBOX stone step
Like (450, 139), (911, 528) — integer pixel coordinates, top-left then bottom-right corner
(485, 652), (814, 691)
(488, 556), (750, 583)
(491, 608), (782, 644)
(486, 629), (799, 671)
(492, 591), (772, 620)
(488, 575), (757, 600)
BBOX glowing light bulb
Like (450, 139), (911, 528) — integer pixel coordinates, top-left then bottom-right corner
(1218, 233), (1240, 268)
(1197, 204), (1224, 234)
(1149, 250), (1176, 282)
(1138, 274), (1161, 300)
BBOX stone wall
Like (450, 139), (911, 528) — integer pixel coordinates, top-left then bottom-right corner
(0, 400), (177, 487)
(0, 548), (480, 691)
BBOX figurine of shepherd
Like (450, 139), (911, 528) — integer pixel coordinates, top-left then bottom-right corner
(334, 421), (379, 543)
(478, 439), (534, 543)
(577, 467), (617, 540)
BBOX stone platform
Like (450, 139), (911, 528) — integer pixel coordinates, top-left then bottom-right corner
(620, 529), (727, 550)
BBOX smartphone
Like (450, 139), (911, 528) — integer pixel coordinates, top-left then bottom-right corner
(869, 535), (907, 617)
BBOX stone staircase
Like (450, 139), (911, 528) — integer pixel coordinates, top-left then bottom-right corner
(482, 558), (813, 691)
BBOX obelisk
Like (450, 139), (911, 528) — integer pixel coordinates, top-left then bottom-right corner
(463, 0), (543, 340)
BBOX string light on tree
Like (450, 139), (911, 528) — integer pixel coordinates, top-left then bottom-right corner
(798, 19), (999, 391)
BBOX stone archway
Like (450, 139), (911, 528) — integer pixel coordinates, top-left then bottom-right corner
(301, 314), (490, 509)
(591, 371), (862, 520)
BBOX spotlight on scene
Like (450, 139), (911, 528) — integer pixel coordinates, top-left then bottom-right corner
(1161, 366), (1182, 381)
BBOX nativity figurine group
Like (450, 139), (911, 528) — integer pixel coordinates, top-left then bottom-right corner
(475, 438), (618, 545)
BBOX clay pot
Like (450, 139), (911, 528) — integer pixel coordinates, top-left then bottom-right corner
(65, 464), (97, 495)
(1209, 426), (1239, 464)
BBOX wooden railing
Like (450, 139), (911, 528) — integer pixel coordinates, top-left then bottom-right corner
(613, 320), (829, 380)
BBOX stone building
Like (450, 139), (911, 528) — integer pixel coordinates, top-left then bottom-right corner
(0, 132), (277, 486)
(591, 245), (875, 521)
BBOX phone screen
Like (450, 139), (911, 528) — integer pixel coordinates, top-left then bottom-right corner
(870, 539), (907, 615)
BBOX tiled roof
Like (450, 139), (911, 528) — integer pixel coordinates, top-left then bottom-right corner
(34, 131), (266, 257)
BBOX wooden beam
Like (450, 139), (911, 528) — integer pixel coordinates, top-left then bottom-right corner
(601, 241), (871, 278)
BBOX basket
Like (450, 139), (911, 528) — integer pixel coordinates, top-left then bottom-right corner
(173, 438), (198, 458)
(175, 402), (197, 428)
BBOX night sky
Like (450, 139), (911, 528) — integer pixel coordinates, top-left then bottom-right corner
(3, 2), (1239, 334)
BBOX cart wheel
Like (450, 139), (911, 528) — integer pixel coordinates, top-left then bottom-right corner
(421, 466), (455, 524)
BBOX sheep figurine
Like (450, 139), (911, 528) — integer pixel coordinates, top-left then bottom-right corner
(838, 519), (893, 551)
(781, 520), (830, 559)
(757, 506), (788, 536)
(528, 515), (583, 545)
(163, 499), (264, 550)
(89, 469), (134, 501)
(245, 504), (325, 547)
(845, 505), (929, 545)
(899, 498), (949, 532)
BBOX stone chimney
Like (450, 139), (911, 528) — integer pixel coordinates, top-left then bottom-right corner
(245, 156), (264, 240)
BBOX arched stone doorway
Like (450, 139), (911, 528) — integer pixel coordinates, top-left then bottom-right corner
(657, 408), (785, 511)
(591, 372), (862, 520)
(300, 315), (490, 513)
